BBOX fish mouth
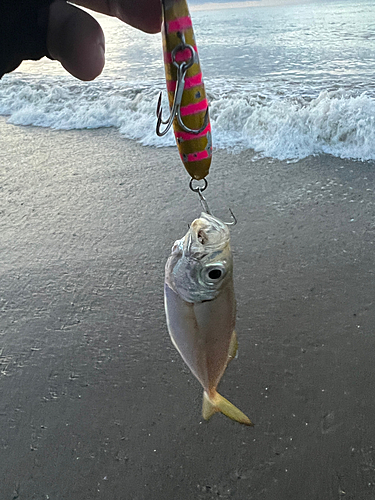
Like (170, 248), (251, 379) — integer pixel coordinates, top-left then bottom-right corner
(185, 212), (230, 257)
(165, 213), (233, 303)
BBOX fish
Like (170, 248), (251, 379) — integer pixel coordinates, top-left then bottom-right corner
(157, 0), (212, 181)
(164, 212), (252, 426)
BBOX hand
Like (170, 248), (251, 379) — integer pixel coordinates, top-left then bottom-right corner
(48, 0), (161, 81)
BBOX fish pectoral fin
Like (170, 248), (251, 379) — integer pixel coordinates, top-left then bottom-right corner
(227, 330), (238, 365)
(202, 391), (253, 426)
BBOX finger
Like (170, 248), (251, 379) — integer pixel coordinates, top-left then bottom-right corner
(47, 0), (105, 81)
(71, 0), (162, 34)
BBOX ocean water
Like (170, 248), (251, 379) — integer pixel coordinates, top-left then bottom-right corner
(1, 0), (375, 161)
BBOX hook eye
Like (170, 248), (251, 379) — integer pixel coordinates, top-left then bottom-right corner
(189, 178), (208, 193)
(172, 43), (196, 71)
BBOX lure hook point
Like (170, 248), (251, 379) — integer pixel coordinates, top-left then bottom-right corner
(225, 208), (237, 226)
(156, 91), (175, 137)
(189, 179), (237, 226)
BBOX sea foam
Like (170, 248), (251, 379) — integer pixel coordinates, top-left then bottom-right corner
(1, 75), (375, 162)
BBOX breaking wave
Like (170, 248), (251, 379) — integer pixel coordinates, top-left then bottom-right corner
(1, 74), (375, 162)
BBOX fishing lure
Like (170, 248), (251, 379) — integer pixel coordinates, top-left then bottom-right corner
(156, 0), (212, 181)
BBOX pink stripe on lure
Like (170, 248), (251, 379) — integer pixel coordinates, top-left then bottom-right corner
(180, 99), (208, 116)
(166, 73), (203, 92)
(167, 16), (193, 33)
(182, 150), (211, 163)
(175, 123), (211, 142)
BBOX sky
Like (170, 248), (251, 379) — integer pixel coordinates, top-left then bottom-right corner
(189, 0), (324, 9)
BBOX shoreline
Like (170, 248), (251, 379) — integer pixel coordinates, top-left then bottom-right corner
(1, 118), (375, 499)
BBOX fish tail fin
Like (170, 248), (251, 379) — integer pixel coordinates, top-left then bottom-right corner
(202, 390), (253, 426)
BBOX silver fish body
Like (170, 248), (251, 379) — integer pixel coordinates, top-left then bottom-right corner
(164, 212), (252, 426)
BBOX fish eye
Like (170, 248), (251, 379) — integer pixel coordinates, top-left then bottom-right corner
(208, 269), (222, 280)
(203, 264), (226, 283)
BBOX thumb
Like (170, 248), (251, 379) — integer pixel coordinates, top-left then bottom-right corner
(47, 0), (105, 81)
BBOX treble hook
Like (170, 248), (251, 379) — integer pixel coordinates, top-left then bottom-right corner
(189, 179), (237, 226)
(156, 57), (191, 137)
(156, 33), (209, 137)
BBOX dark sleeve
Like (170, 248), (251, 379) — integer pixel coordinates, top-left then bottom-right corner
(0, 0), (54, 78)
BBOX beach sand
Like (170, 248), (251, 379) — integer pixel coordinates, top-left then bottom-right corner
(1, 115), (375, 499)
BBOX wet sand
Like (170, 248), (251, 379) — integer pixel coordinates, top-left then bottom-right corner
(1, 116), (375, 499)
